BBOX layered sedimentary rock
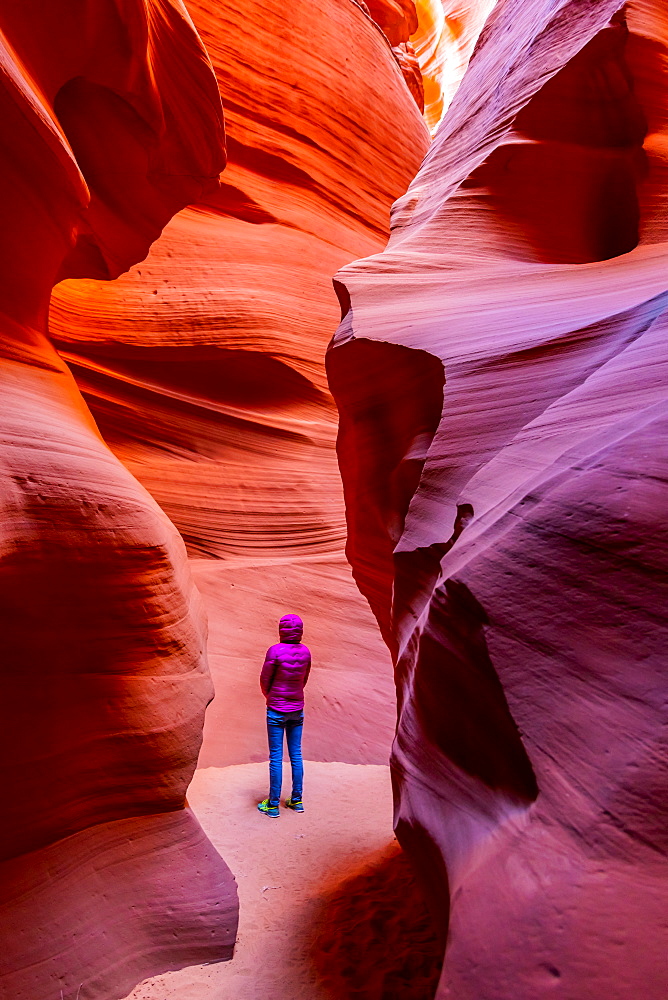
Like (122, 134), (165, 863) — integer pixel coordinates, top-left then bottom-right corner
(329, 1), (668, 997)
(0, 4), (238, 999)
(50, 0), (429, 768)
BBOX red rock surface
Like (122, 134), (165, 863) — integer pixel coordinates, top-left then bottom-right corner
(363, 0), (419, 44)
(0, 0), (429, 992)
(49, 0), (429, 771)
(329, 2), (668, 997)
(0, 3), (238, 998)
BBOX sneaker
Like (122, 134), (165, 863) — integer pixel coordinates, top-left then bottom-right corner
(257, 798), (279, 818)
(285, 797), (304, 812)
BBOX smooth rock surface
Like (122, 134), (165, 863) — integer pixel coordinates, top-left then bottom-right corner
(329, 2), (668, 997)
(0, 3), (237, 997)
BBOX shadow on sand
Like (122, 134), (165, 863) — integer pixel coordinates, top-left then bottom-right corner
(312, 843), (443, 999)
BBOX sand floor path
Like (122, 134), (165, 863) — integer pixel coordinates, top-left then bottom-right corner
(122, 761), (416, 1000)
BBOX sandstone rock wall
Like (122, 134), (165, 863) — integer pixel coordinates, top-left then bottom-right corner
(411, 0), (498, 130)
(329, 2), (668, 996)
(0, 4), (238, 999)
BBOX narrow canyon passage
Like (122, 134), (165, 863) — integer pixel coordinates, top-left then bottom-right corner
(122, 766), (435, 1000)
(121, 560), (440, 999)
(116, 551), (443, 1000)
(48, 0), (431, 778)
(49, 1), (439, 996)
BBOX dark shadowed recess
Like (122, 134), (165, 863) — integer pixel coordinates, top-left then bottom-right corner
(390, 579), (538, 949)
(55, 78), (219, 281)
(412, 579), (538, 804)
(393, 814), (450, 950)
(312, 844), (443, 1000)
(56, 343), (329, 411)
(195, 181), (280, 224)
(327, 336), (445, 650)
(223, 134), (317, 191)
(392, 503), (474, 649)
(463, 13), (646, 263)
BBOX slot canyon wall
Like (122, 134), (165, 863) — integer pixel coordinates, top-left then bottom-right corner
(1, 0), (435, 999)
(329, 1), (668, 998)
(0, 3), (233, 999)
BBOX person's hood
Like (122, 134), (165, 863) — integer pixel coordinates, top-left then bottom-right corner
(279, 614), (303, 643)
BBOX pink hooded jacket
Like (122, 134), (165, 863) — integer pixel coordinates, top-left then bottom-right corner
(260, 614), (311, 712)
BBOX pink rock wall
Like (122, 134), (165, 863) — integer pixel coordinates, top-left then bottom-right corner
(329, 1), (668, 997)
(0, 4), (237, 999)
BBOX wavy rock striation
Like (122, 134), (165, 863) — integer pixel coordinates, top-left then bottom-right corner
(0, 4), (238, 999)
(329, 2), (668, 997)
(50, 0), (429, 769)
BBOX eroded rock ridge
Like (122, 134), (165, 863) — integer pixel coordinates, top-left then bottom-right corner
(0, 4), (237, 999)
(329, 2), (668, 997)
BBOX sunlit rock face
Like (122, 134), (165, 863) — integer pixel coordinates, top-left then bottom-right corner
(412, 0), (497, 131)
(329, 1), (668, 997)
(50, 0), (429, 769)
(0, 3), (238, 999)
(356, 0), (496, 127)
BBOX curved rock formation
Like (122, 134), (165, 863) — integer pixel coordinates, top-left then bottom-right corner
(49, 0), (429, 769)
(411, 0), (497, 131)
(363, 0), (419, 44)
(0, 4), (237, 999)
(329, 1), (668, 997)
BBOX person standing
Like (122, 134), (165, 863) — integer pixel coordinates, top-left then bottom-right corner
(258, 614), (311, 818)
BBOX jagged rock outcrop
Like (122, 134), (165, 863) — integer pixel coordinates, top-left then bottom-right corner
(49, 0), (429, 768)
(0, 4), (238, 999)
(329, 2), (668, 997)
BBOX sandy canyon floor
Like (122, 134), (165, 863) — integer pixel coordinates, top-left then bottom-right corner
(123, 762), (442, 1000)
(122, 557), (443, 1000)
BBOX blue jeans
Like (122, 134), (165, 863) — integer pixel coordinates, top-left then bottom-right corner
(267, 707), (304, 807)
